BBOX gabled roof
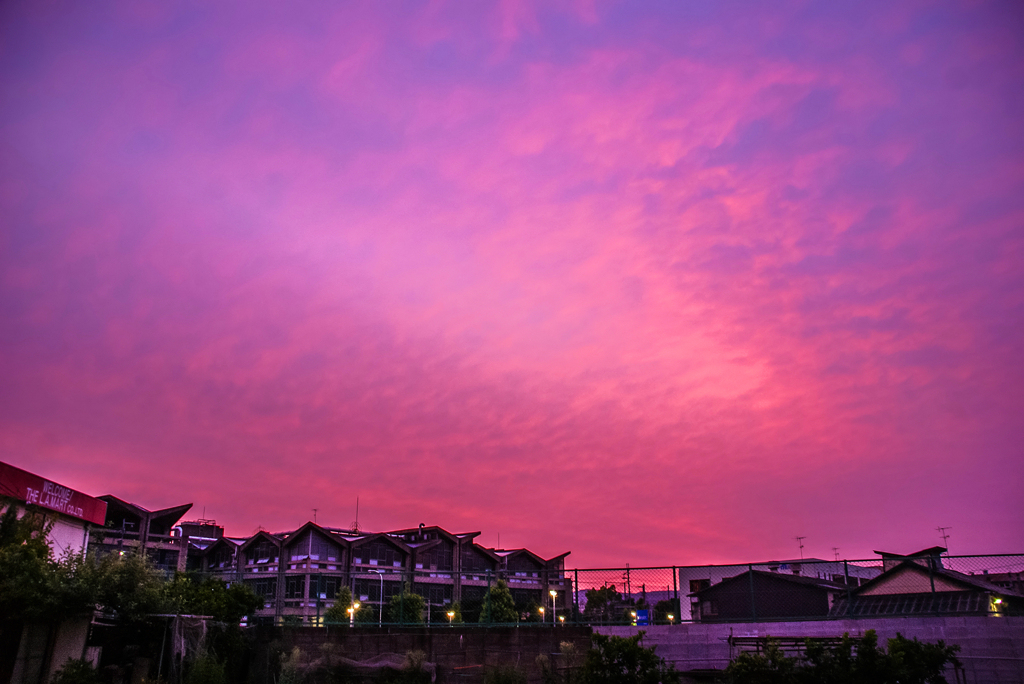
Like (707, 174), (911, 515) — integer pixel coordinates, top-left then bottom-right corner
(853, 560), (1022, 597)
(202, 536), (242, 557)
(281, 521), (350, 550)
(238, 529), (282, 553)
(689, 569), (847, 597)
(873, 546), (947, 559)
(98, 496), (192, 528)
(463, 544), (502, 563)
(350, 532), (412, 553)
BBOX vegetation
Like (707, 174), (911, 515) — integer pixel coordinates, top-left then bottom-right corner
(49, 658), (102, 684)
(725, 630), (962, 684)
(386, 586), (426, 624)
(322, 587), (354, 624)
(478, 579), (518, 623)
(583, 631), (680, 684)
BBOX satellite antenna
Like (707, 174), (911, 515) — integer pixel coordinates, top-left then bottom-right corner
(795, 536), (806, 559)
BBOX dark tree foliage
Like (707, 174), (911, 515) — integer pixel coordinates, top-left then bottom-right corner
(386, 586), (426, 624)
(163, 572), (263, 623)
(323, 586), (355, 624)
(583, 632), (680, 684)
(725, 630), (962, 684)
(478, 580), (518, 623)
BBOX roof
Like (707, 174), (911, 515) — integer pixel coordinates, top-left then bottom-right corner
(690, 569), (848, 597)
(873, 546), (947, 558)
(853, 560), (1023, 597)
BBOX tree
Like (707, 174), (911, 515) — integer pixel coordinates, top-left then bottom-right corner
(0, 502), (57, 621)
(582, 632), (680, 684)
(386, 586), (426, 624)
(163, 573), (262, 623)
(323, 587), (354, 624)
(93, 551), (166, 625)
(582, 585), (621, 624)
(478, 580), (517, 623)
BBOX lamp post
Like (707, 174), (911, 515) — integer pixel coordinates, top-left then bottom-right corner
(538, 606), (544, 623)
(348, 602), (360, 627)
(549, 590), (557, 625)
(447, 611), (455, 625)
(558, 616), (565, 625)
(369, 569), (384, 627)
(668, 614), (675, 625)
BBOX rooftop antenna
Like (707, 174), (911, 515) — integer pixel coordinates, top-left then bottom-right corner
(795, 536), (806, 560)
(351, 497), (360, 533)
(312, 508), (318, 524)
(832, 547), (840, 562)
(937, 526), (951, 554)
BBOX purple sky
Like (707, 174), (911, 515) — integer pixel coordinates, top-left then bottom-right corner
(1, 1), (1022, 567)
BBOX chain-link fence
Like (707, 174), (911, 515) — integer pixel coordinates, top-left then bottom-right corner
(563, 554), (1024, 625)
(203, 554), (1023, 626)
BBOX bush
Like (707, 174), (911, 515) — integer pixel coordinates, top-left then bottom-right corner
(50, 659), (101, 684)
(184, 655), (226, 684)
(724, 631), (962, 684)
(483, 665), (527, 684)
(583, 632), (680, 684)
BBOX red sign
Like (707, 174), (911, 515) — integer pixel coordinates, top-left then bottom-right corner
(0, 461), (107, 525)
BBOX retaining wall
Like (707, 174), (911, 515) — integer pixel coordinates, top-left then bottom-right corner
(597, 616), (1024, 683)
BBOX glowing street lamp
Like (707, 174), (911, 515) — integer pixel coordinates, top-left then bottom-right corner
(549, 590), (557, 625)
(667, 614), (675, 625)
(538, 606), (545, 622)
(558, 616), (565, 625)
(630, 611), (637, 626)
(348, 602), (360, 627)
(447, 611), (455, 625)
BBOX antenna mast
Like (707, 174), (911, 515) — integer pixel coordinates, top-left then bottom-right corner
(795, 536), (806, 560)
(351, 497), (360, 532)
(937, 526), (951, 554)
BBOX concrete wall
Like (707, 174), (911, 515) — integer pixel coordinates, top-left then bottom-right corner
(255, 626), (593, 684)
(597, 616), (1024, 683)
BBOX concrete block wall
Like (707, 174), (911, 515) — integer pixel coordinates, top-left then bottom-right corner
(597, 616), (1024, 683)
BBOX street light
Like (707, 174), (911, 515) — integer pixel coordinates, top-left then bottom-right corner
(549, 590), (557, 625)
(667, 614), (675, 625)
(348, 602), (360, 627)
(447, 610), (455, 625)
(369, 569), (384, 627)
(558, 616), (565, 625)
(538, 606), (545, 622)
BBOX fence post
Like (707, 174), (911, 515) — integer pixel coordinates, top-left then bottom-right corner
(748, 564), (757, 621)
(574, 569), (580, 624)
(844, 560), (852, 617)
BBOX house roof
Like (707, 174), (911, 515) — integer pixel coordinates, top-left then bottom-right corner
(853, 560), (1023, 597)
(873, 546), (947, 559)
(689, 569), (847, 597)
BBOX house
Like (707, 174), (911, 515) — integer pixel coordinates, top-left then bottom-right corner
(89, 496), (193, 572)
(201, 522), (570, 625)
(680, 559), (879, 621)
(829, 559), (1024, 617)
(873, 546), (947, 572)
(0, 461), (106, 558)
(689, 569), (848, 622)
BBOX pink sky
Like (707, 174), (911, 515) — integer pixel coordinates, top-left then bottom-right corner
(1, 1), (1022, 567)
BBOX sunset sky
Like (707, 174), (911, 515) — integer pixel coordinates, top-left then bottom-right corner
(1, 1), (1022, 567)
